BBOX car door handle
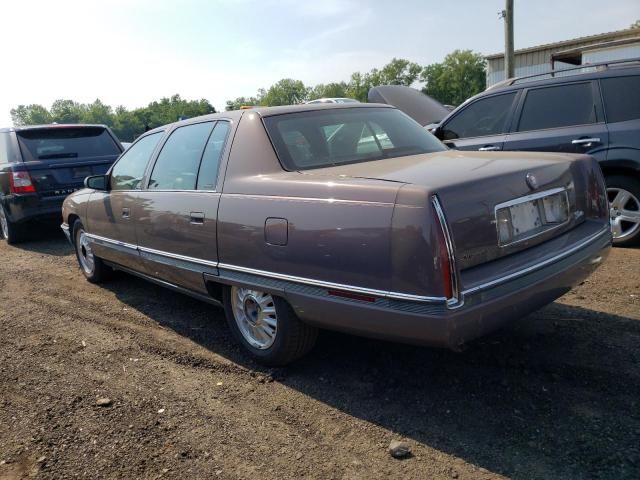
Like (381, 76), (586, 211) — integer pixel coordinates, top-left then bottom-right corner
(571, 137), (600, 147)
(122, 207), (130, 219)
(190, 212), (205, 224)
(478, 145), (501, 151)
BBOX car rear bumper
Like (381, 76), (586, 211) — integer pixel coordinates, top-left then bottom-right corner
(276, 225), (612, 349)
(2, 193), (65, 224)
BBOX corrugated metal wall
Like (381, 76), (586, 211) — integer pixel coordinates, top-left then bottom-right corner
(487, 40), (640, 86)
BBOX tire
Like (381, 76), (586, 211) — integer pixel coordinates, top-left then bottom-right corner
(0, 203), (24, 245)
(223, 286), (318, 366)
(72, 220), (110, 283)
(606, 175), (640, 247)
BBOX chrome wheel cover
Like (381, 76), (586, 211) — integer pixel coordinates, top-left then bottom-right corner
(230, 287), (278, 350)
(77, 229), (95, 275)
(0, 207), (8, 239)
(608, 187), (640, 242)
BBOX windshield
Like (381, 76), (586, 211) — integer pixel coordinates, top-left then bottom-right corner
(263, 107), (446, 170)
(17, 127), (121, 161)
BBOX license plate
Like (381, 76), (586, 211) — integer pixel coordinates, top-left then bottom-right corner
(496, 189), (569, 246)
(73, 166), (92, 178)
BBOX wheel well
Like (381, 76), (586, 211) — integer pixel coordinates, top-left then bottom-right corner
(67, 214), (80, 243)
(600, 165), (640, 181)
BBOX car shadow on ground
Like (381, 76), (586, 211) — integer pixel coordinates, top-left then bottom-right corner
(10, 224), (71, 257)
(103, 272), (640, 479)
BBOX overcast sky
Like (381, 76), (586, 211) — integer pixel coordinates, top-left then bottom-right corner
(1, 0), (638, 125)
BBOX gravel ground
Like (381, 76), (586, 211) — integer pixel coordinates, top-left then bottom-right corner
(0, 228), (639, 480)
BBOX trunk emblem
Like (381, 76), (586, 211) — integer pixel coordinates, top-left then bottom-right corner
(525, 173), (538, 190)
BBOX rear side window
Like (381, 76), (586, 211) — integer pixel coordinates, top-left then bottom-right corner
(0, 133), (10, 163)
(111, 132), (162, 191)
(149, 122), (213, 190)
(601, 76), (640, 123)
(263, 107), (445, 170)
(441, 92), (517, 140)
(16, 127), (121, 162)
(518, 83), (596, 132)
(197, 121), (230, 191)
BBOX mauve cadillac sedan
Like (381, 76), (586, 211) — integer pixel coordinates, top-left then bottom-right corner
(61, 103), (611, 365)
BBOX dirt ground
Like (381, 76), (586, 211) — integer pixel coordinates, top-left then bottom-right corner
(0, 228), (638, 480)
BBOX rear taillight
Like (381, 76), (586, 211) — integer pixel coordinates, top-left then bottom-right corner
(431, 196), (459, 305)
(9, 171), (36, 194)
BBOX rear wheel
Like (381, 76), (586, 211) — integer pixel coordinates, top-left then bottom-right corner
(73, 220), (110, 283)
(0, 204), (24, 245)
(223, 286), (318, 366)
(606, 175), (640, 247)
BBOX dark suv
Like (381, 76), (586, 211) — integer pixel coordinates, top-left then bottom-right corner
(0, 124), (123, 243)
(432, 60), (640, 246)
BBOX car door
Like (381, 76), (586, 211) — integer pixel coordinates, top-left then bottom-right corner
(502, 81), (609, 161)
(85, 131), (164, 270)
(438, 91), (520, 152)
(135, 120), (231, 294)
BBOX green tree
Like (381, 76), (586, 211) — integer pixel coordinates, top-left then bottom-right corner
(80, 99), (114, 125)
(10, 104), (53, 126)
(420, 50), (486, 106)
(50, 99), (86, 123)
(260, 79), (309, 106)
(308, 82), (348, 100)
(111, 106), (145, 142)
(377, 58), (422, 86)
(225, 95), (262, 111)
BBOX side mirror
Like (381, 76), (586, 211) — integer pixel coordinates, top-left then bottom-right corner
(433, 126), (444, 141)
(85, 174), (109, 191)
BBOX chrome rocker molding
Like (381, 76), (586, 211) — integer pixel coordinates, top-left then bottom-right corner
(70, 224), (611, 309)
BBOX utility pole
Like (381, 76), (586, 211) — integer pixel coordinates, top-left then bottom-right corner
(502, 0), (515, 79)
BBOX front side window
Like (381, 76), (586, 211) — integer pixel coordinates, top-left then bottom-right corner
(517, 82), (596, 132)
(149, 122), (213, 190)
(197, 121), (230, 191)
(111, 132), (162, 191)
(264, 108), (445, 170)
(601, 75), (640, 123)
(441, 92), (517, 140)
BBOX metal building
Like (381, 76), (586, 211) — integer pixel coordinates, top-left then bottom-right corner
(486, 27), (640, 86)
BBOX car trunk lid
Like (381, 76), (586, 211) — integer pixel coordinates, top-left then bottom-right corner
(303, 150), (598, 270)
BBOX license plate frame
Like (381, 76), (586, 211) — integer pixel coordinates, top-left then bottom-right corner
(495, 187), (570, 247)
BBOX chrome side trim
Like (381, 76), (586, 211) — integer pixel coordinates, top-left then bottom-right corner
(86, 233), (137, 251)
(462, 225), (611, 296)
(222, 193), (394, 207)
(138, 245), (219, 268)
(60, 223), (71, 242)
(431, 195), (461, 308)
(216, 262), (447, 303)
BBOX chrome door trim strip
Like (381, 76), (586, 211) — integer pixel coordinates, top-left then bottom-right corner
(222, 193), (394, 207)
(84, 225), (610, 307)
(86, 233), (137, 251)
(138, 245), (219, 268)
(216, 262), (448, 303)
(462, 225), (611, 296)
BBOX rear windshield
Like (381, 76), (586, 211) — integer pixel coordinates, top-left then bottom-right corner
(263, 107), (446, 170)
(16, 127), (121, 162)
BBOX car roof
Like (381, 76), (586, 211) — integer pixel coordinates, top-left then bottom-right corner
(0, 123), (110, 133)
(156, 103), (396, 132)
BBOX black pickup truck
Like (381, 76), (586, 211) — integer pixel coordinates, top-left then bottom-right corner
(0, 124), (123, 243)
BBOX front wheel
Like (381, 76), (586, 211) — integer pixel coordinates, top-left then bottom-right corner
(606, 175), (640, 247)
(72, 220), (110, 283)
(223, 286), (318, 366)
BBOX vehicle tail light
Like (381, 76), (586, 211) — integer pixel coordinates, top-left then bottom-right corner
(431, 196), (458, 303)
(9, 171), (36, 194)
